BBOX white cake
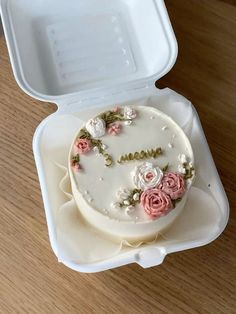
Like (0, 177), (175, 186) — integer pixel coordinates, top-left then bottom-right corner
(69, 105), (195, 243)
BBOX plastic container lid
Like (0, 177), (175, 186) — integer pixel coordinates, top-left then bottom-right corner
(0, 0), (177, 108)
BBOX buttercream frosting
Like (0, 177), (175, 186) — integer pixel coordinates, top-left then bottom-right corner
(68, 105), (195, 242)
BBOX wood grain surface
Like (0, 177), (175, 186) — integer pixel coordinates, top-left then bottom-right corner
(0, 0), (236, 313)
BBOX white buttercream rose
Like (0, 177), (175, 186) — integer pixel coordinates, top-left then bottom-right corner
(178, 164), (186, 174)
(178, 154), (187, 164)
(86, 117), (106, 138)
(124, 106), (136, 120)
(117, 188), (130, 200)
(133, 162), (163, 190)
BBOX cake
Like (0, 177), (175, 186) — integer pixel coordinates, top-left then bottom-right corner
(68, 105), (195, 243)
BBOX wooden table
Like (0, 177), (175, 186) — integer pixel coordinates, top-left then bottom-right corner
(0, 1), (235, 313)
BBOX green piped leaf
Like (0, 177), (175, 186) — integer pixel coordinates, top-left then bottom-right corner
(162, 164), (169, 172)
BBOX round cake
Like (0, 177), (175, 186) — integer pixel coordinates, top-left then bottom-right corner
(68, 105), (195, 243)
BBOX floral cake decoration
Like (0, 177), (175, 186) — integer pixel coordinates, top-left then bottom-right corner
(71, 106), (137, 169)
(113, 156), (194, 219)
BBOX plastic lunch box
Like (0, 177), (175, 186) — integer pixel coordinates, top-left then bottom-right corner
(0, 0), (229, 272)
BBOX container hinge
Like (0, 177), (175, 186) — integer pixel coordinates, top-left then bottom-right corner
(57, 81), (156, 114)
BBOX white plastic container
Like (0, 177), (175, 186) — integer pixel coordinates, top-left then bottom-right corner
(0, 0), (229, 272)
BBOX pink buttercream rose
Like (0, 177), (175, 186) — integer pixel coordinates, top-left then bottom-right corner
(71, 160), (82, 172)
(140, 188), (173, 219)
(74, 138), (92, 154)
(107, 122), (122, 135)
(113, 106), (121, 113)
(158, 172), (186, 200)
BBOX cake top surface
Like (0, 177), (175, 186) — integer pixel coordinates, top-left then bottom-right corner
(69, 105), (194, 223)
